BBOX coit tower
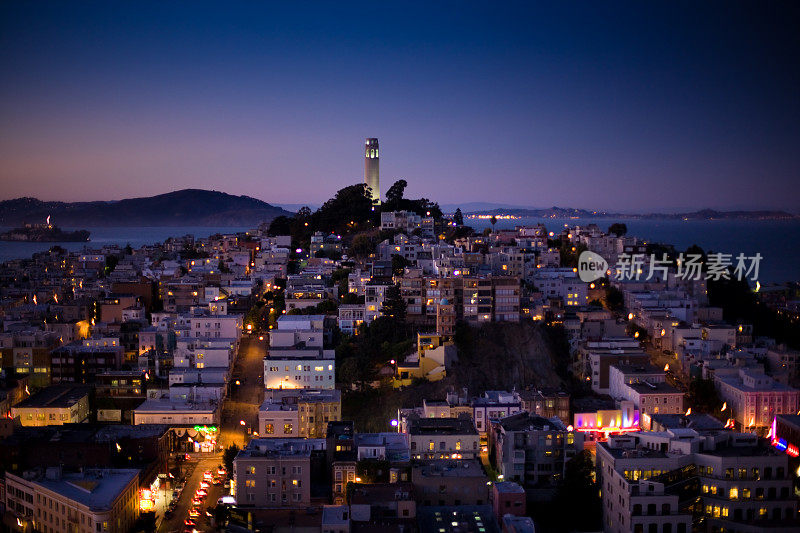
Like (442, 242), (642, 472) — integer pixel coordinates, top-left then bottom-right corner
(364, 138), (380, 204)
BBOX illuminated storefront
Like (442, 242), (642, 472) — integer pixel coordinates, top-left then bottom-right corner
(573, 401), (640, 441)
(173, 425), (219, 453)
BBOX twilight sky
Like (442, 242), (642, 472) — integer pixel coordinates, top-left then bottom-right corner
(1, 1), (798, 212)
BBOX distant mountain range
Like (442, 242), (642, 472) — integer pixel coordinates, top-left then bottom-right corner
(0, 189), (294, 227)
(463, 206), (798, 220)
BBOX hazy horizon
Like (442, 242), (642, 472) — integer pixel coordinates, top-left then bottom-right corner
(0, 187), (796, 216)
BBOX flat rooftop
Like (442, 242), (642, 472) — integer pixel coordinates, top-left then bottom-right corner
(494, 481), (525, 494)
(417, 505), (499, 533)
(413, 459), (488, 479)
(237, 438), (326, 458)
(132, 398), (217, 413)
(612, 363), (663, 375)
(15, 385), (91, 409)
(21, 468), (139, 511)
(409, 417), (477, 436)
(628, 382), (683, 394)
(498, 412), (566, 432)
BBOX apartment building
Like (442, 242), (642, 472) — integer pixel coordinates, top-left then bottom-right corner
(714, 368), (800, 429)
(233, 438), (325, 508)
(49, 343), (124, 384)
(596, 430), (798, 533)
(5, 467), (139, 533)
(11, 385), (90, 427)
(407, 415), (479, 460)
(489, 412), (583, 490)
(411, 459), (490, 507)
(258, 389), (341, 438)
(518, 389), (570, 423)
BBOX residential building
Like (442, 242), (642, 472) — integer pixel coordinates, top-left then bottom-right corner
(596, 430), (798, 533)
(233, 438), (325, 508)
(258, 389), (341, 438)
(11, 385), (90, 427)
(714, 368), (800, 429)
(489, 412), (583, 490)
(5, 467), (139, 533)
(492, 482), (526, 521)
(407, 415), (479, 460)
(411, 460), (490, 507)
(518, 389), (570, 423)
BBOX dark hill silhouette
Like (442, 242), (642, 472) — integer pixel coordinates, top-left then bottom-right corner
(0, 189), (293, 227)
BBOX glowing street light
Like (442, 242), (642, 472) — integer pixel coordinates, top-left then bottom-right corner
(239, 420), (246, 426)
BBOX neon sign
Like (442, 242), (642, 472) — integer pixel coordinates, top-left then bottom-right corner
(770, 417), (800, 457)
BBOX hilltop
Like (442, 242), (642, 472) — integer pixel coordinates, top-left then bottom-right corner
(0, 189), (293, 227)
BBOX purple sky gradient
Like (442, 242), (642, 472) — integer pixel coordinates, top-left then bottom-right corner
(0, 2), (798, 212)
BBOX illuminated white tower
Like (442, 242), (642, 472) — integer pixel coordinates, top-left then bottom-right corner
(364, 138), (380, 204)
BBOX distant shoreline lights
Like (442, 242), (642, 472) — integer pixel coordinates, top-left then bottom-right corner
(466, 214), (521, 220)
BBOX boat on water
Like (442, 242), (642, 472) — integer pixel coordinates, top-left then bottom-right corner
(0, 216), (90, 242)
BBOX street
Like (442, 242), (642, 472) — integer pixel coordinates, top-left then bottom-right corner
(158, 335), (267, 532)
(159, 455), (223, 533)
(220, 335), (267, 448)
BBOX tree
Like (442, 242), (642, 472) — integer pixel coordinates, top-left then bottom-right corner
(688, 378), (722, 413)
(385, 179), (408, 209)
(296, 205), (312, 219)
(608, 222), (627, 237)
(453, 208), (464, 226)
(391, 253), (410, 276)
(490, 215), (497, 232)
(223, 444), (240, 475)
(268, 215), (292, 236)
(104, 255), (119, 276)
(349, 234), (376, 259)
(356, 459), (391, 483)
(312, 184), (375, 234)
(553, 450), (602, 531)
(603, 285), (625, 312)
(382, 284), (406, 324)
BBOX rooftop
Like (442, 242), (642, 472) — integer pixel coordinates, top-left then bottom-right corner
(132, 398), (217, 413)
(237, 438), (326, 458)
(409, 416), (477, 436)
(15, 385), (91, 409)
(348, 482), (415, 505)
(498, 412), (567, 432)
(494, 481), (525, 494)
(628, 382), (683, 394)
(413, 459), (488, 479)
(16, 468), (139, 511)
(612, 363), (663, 375)
(417, 505), (499, 533)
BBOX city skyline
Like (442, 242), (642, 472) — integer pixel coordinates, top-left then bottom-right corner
(1, 2), (798, 211)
